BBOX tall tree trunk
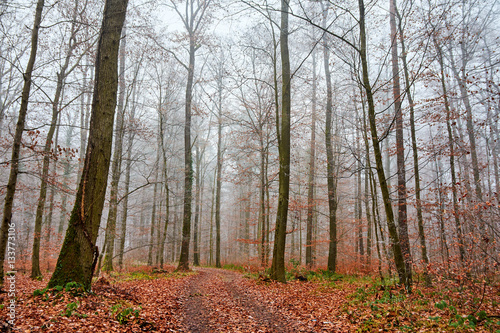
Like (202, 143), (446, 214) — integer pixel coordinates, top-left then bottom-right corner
(306, 52), (317, 269)
(158, 110), (170, 268)
(58, 122), (75, 236)
(102, 26), (126, 272)
(449, 46), (485, 239)
(148, 150), (160, 266)
(32, 32), (75, 278)
(259, 135), (266, 267)
(193, 145), (201, 266)
(356, 128), (364, 260)
(434, 37), (465, 265)
(358, 0), (409, 291)
(390, 0), (411, 284)
(48, 0), (128, 290)
(44, 119), (61, 272)
(396, 7), (431, 285)
(215, 101), (223, 268)
(322, 1), (338, 273)
(209, 168), (216, 266)
(177, 35), (196, 272)
(270, 0), (291, 282)
(118, 121), (134, 269)
(0, 0), (44, 288)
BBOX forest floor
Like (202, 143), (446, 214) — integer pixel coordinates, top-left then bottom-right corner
(0, 265), (499, 332)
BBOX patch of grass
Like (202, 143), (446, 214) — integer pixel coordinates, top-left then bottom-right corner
(110, 268), (194, 282)
(111, 303), (141, 324)
(222, 264), (248, 272)
(33, 281), (86, 301)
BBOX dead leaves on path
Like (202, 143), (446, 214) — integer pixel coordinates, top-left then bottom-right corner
(1, 267), (499, 332)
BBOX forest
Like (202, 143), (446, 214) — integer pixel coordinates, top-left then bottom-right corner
(0, 0), (499, 331)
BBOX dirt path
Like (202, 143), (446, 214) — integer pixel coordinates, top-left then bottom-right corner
(179, 268), (296, 332)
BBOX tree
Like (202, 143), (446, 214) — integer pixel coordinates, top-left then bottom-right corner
(171, 0), (212, 272)
(48, 0), (128, 290)
(305, 51), (317, 269)
(358, 0), (409, 291)
(397, 2), (431, 285)
(215, 62), (224, 268)
(389, 0), (412, 284)
(270, 0), (291, 283)
(321, 0), (338, 273)
(0, 0), (44, 288)
(102, 25), (127, 272)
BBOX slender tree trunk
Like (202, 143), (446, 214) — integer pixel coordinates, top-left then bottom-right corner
(265, 140), (271, 265)
(395, 7), (431, 285)
(209, 168), (216, 266)
(356, 130), (364, 259)
(103, 26), (126, 272)
(193, 145), (201, 266)
(48, 0), (128, 289)
(0, 0), (44, 288)
(449, 48), (484, 231)
(158, 111), (170, 269)
(31, 45), (73, 279)
(259, 136), (266, 267)
(270, 0), (291, 282)
(390, 0), (411, 284)
(358, 0), (409, 291)
(58, 123), (74, 236)
(44, 118), (60, 272)
(322, 1), (338, 273)
(118, 125), (134, 269)
(177, 35), (196, 272)
(215, 103), (223, 268)
(434, 38), (465, 265)
(306, 52), (317, 269)
(148, 153), (160, 266)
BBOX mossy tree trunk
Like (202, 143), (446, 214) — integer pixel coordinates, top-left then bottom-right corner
(48, 0), (128, 290)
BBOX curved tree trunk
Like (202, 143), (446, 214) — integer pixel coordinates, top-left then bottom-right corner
(358, 0), (409, 291)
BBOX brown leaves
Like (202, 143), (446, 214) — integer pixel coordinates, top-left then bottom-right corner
(2, 267), (499, 332)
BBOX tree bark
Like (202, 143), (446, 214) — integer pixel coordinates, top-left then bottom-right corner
(306, 52), (317, 269)
(193, 145), (201, 266)
(215, 99), (223, 268)
(48, 0), (128, 290)
(390, 0), (411, 284)
(103, 26), (126, 272)
(177, 35), (195, 271)
(321, 1), (338, 273)
(270, 0), (291, 283)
